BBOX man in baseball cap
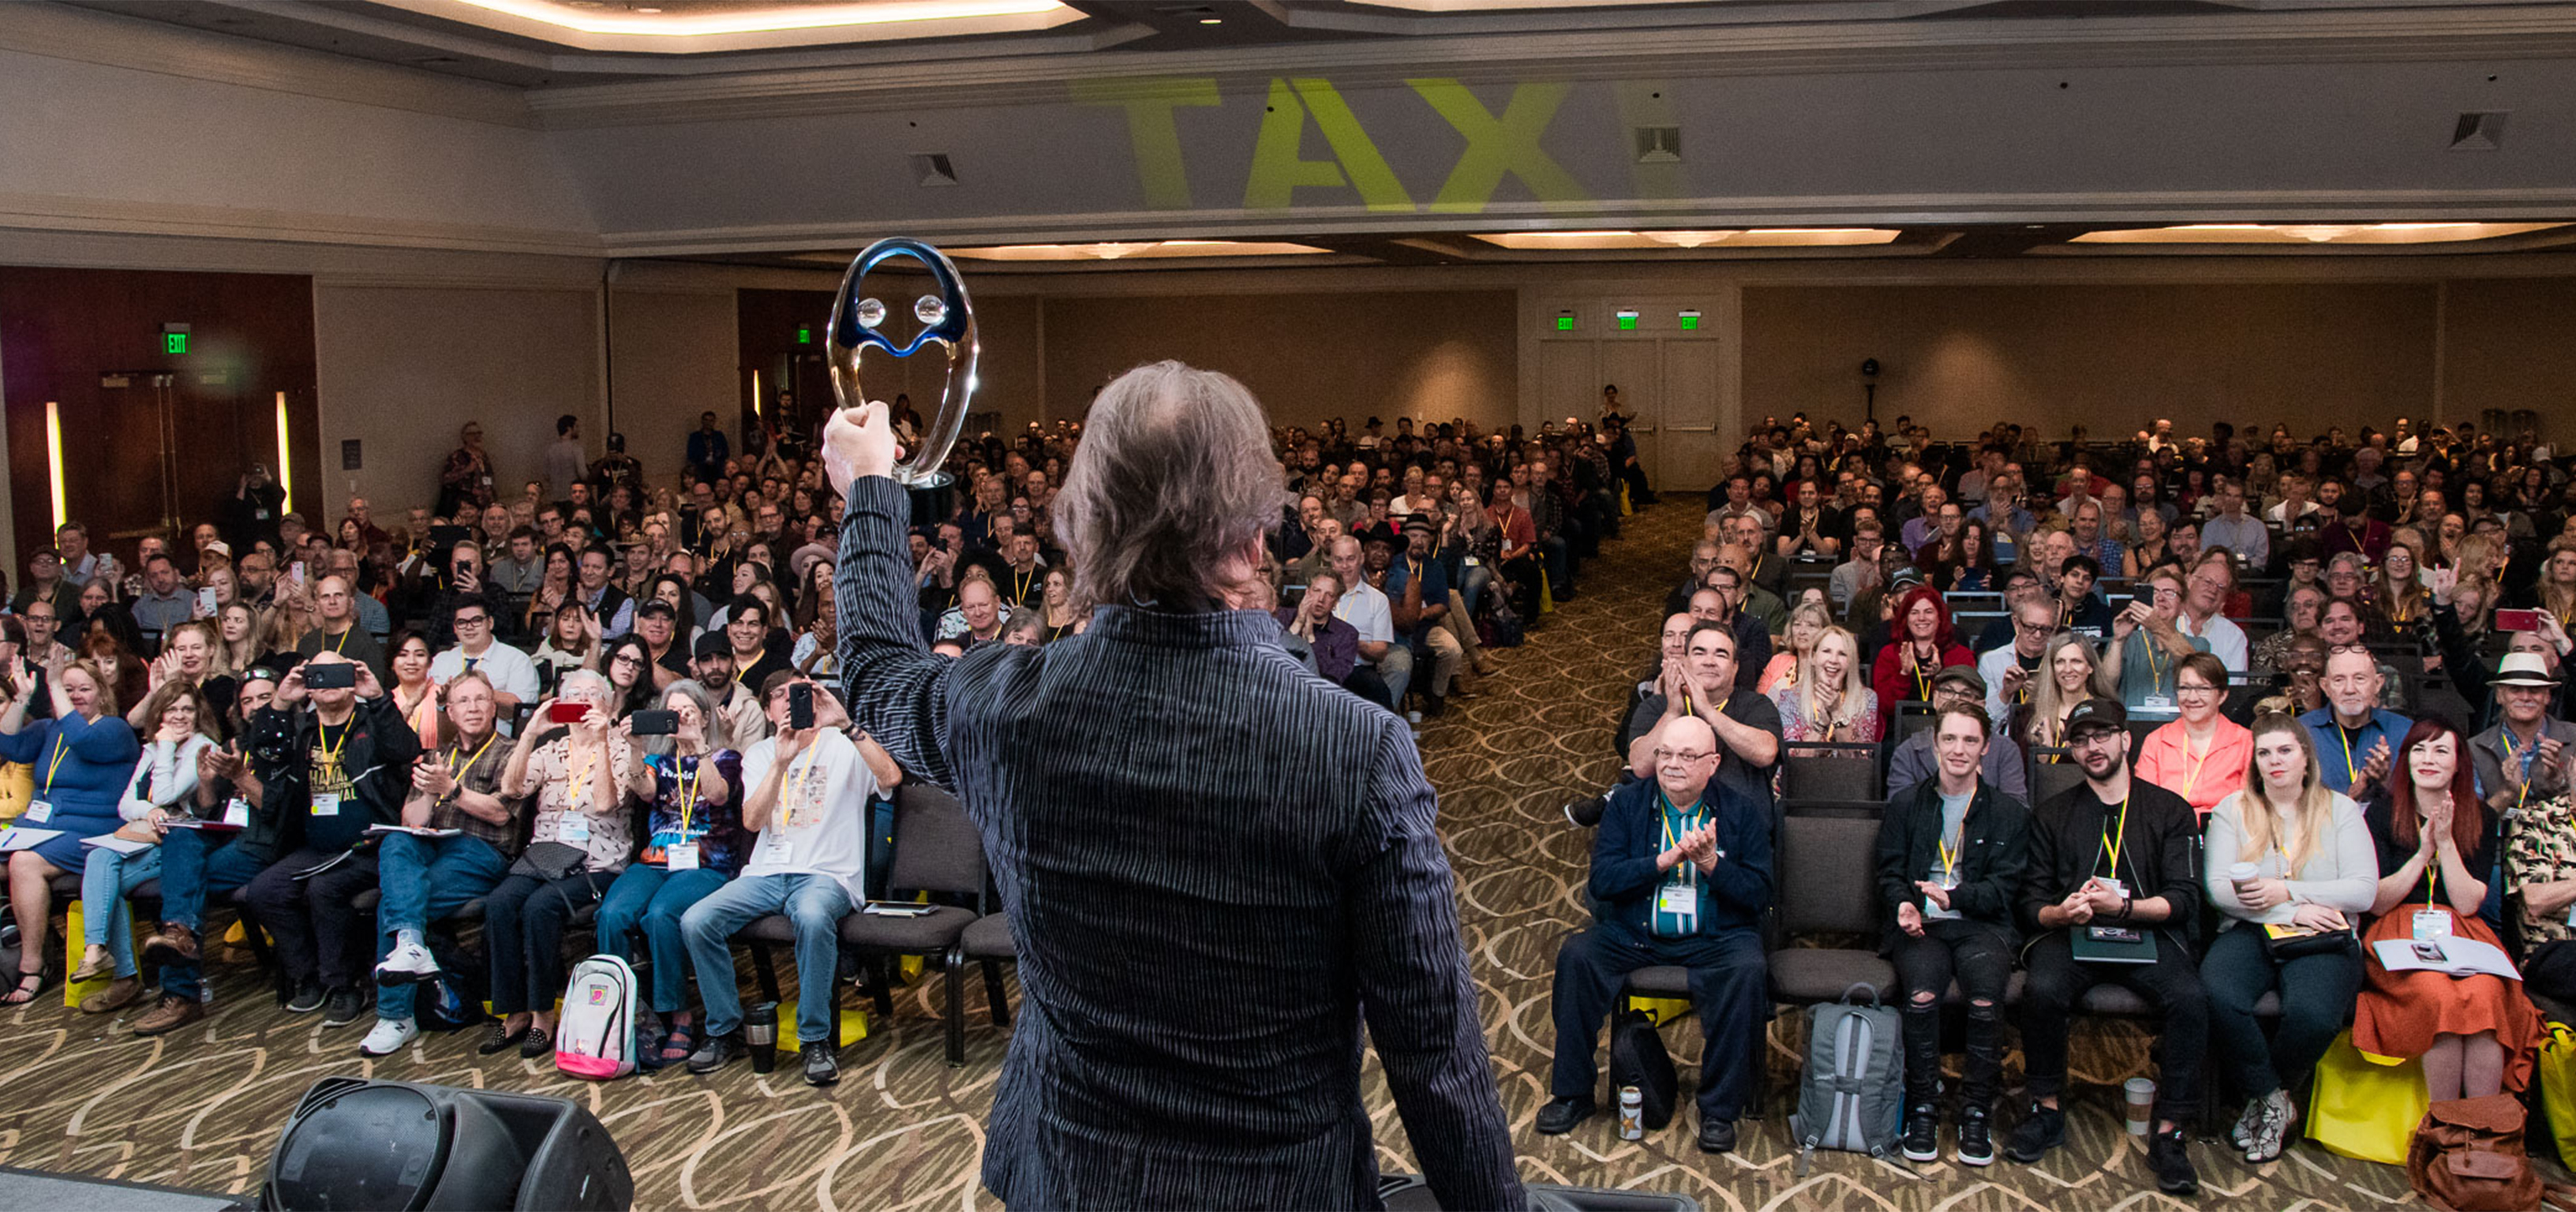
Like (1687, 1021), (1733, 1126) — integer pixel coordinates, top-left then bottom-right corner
(2005, 696), (2207, 1196)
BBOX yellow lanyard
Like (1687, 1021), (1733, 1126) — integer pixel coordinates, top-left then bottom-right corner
(734, 648), (764, 684)
(1938, 805), (1964, 881)
(2425, 855), (2441, 909)
(565, 750), (599, 814)
(1659, 789), (1704, 888)
(446, 731), (497, 793)
(2097, 792), (2132, 884)
(39, 733), (70, 795)
(2336, 724), (2364, 786)
(317, 720), (353, 768)
(328, 627), (352, 654)
(2502, 730), (2540, 811)
(1010, 566), (1033, 603)
(2179, 734), (2215, 799)
(676, 757), (702, 837)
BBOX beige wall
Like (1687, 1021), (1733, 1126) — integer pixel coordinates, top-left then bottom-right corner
(607, 283), (735, 487)
(1739, 281), (2446, 442)
(2441, 279), (2576, 436)
(1036, 290), (1518, 432)
(313, 283), (601, 518)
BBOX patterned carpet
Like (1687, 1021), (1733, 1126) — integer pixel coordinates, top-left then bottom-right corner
(0, 499), (2469, 1209)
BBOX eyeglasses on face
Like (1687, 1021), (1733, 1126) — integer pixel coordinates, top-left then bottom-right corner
(1653, 747), (1715, 765)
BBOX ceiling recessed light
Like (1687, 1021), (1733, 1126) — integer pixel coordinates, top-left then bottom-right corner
(2069, 222), (2567, 245)
(633, 5), (662, 11)
(1200, 16), (1222, 22)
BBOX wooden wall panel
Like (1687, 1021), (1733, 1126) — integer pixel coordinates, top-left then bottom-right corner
(0, 266), (316, 568)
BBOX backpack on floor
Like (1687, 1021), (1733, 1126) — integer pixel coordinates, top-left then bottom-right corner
(1606, 1008), (1679, 1131)
(1788, 982), (1904, 1173)
(555, 954), (639, 1081)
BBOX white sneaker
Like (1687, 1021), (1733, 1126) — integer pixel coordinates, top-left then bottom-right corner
(358, 1016), (417, 1058)
(376, 941), (440, 986)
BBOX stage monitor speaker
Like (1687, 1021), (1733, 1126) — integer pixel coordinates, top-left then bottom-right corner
(260, 1077), (632, 1211)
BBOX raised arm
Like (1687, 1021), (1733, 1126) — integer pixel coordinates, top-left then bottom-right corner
(825, 405), (958, 789)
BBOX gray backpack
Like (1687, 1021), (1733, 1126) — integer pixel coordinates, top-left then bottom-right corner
(1788, 983), (1904, 1173)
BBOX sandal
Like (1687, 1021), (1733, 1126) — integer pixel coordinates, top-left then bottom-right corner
(2, 969), (47, 1006)
(660, 1022), (695, 1064)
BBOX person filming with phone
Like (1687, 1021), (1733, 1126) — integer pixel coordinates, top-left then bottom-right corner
(825, 365), (1525, 1209)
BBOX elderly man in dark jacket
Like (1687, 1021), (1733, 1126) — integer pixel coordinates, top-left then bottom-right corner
(1541, 713), (1773, 1154)
(827, 365), (1524, 1210)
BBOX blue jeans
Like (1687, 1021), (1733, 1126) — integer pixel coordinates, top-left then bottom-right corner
(1541, 534), (1573, 593)
(596, 864), (730, 1014)
(1458, 563), (1492, 621)
(681, 873), (852, 1045)
(372, 832), (507, 1022)
(155, 829), (272, 1001)
(80, 844), (163, 979)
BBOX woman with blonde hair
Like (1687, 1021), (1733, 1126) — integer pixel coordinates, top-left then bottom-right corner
(1775, 625), (1878, 750)
(2535, 535), (2576, 630)
(0, 657), (140, 1004)
(1758, 600), (1831, 694)
(72, 680), (219, 1013)
(2199, 713), (2376, 1163)
(2014, 632), (2103, 761)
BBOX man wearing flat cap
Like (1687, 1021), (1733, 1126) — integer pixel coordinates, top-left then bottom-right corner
(1383, 514), (1460, 717)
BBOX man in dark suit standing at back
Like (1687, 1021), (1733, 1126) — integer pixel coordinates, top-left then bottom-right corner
(827, 363), (1525, 1210)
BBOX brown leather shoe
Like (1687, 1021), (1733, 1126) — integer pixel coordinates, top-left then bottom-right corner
(142, 922), (200, 967)
(79, 976), (143, 1015)
(133, 994), (205, 1037)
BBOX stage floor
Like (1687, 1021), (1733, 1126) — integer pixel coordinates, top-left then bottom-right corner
(0, 500), (2488, 1209)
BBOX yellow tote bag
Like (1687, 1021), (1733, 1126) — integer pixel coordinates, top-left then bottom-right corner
(2307, 1029), (2429, 1165)
(2537, 1022), (2576, 1165)
(0, 762), (32, 822)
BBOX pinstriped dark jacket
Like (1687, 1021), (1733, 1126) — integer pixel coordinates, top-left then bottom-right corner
(835, 477), (1526, 1210)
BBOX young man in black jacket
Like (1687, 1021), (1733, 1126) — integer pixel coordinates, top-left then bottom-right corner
(236, 651), (421, 1024)
(1876, 701), (2028, 1167)
(2007, 698), (2207, 1196)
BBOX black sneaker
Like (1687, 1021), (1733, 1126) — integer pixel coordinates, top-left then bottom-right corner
(1956, 1104), (1995, 1167)
(2003, 1100), (2064, 1164)
(285, 982), (327, 1014)
(687, 1031), (740, 1075)
(2147, 1126), (2200, 1195)
(320, 986), (369, 1027)
(1696, 1116), (1735, 1154)
(1900, 1100), (1940, 1162)
(1534, 1096), (1594, 1135)
(802, 1040), (840, 1087)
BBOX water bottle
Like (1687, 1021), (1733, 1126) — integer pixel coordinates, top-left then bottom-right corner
(1619, 1086), (1644, 1140)
(746, 1001), (779, 1074)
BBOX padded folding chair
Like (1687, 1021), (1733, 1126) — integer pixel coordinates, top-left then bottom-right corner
(2027, 746), (2085, 806)
(944, 906), (1015, 1066)
(1778, 743), (1882, 802)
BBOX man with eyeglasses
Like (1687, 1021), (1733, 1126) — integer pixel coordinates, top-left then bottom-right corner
(1971, 570), (2044, 656)
(1979, 597), (2059, 724)
(428, 603), (538, 716)
(2102, 567), (2209, 722)
(2176, 551), (2249, 672)
(2006, 698), (2207, 1195)
(2301, 645), (2411, 799)
(1890, 665), (2028, 801)
(1540, 714), (1773, 1154)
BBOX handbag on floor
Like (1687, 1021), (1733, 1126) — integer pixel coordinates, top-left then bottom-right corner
(1606, 1008), (1676, 1132)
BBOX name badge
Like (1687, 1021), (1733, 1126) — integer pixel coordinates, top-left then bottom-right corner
(2413, 908), (2454, 941)
(2095, 877), (2129, 900)
(666, 843), (700, 871)
(309, 792), (340, 817)
(2141, 695), (2174, 713)
(1924, 865), (1963, 921)
(223, 799), (250, 827)
(1657, 884), (1696, 915)
(759, 836), (794, 866)
(558, 815), (592, 844)
(22, 800), (51, 824)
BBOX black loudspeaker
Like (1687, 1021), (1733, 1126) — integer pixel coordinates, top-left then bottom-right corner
(260, 1077), (632, 1211)
(1380, 1174), (1701, 1212)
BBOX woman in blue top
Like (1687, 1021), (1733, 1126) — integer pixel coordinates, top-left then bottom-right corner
(598, 680), (748, 1068)
(2, 656), (143, 1004)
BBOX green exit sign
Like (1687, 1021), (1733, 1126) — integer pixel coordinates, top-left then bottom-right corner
(1555, 315), (1575, 331)
(796, 325), (812, 345)
(164, 332), (189, 354)
(1679, 310), (1702, 331)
